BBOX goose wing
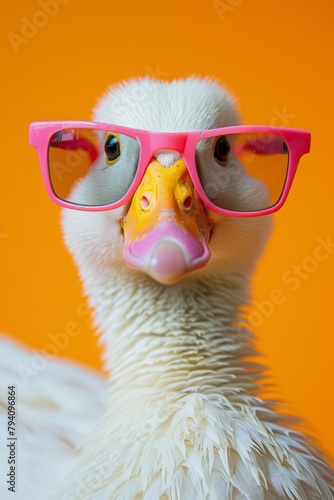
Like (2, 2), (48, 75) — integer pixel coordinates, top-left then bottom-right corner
(0, 335), (106, 499)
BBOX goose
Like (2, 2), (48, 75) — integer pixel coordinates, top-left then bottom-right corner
(1, 76), (333, 499)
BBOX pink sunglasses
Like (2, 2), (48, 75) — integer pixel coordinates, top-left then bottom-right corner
(29, 121), (311, 217)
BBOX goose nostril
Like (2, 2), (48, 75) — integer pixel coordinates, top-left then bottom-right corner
(141, 195), (150, 209)
(183, 195), (193, 210)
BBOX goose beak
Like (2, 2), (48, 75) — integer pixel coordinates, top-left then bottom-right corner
(122, 157), (212, 285)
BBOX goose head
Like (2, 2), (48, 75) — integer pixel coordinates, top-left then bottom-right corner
(62, 77), (272, 291)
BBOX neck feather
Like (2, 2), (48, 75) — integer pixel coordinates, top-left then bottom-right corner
(85, 270), (262, 407)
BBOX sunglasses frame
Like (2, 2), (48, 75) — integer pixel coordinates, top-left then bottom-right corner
(29, 121), (311, 217)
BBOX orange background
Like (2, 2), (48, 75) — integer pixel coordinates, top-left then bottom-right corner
(1, 0), (333, 461)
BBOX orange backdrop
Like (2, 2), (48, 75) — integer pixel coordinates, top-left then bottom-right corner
(1, 0), (333, 461)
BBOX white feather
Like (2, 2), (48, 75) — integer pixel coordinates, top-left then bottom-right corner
(0, 335), (105, 499)
(1, 77), (333, 499)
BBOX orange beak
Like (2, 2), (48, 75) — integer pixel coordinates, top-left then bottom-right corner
(122, 157), (212, 284)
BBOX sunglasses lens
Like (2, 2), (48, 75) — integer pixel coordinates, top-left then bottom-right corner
(196, 132), (289, 213)
(48, 128), (140, 206)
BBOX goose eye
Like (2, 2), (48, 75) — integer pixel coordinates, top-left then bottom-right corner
(105, 133), (121, 164)
(214, 136), (230, 166)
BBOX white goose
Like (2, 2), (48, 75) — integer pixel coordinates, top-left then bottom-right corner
(1, 77), (333, 499)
